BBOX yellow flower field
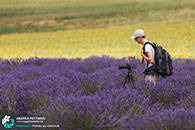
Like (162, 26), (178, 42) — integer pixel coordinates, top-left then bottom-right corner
(0, 21), (194, 60)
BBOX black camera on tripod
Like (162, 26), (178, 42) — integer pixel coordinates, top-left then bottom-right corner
(119, 63), (135, 88)
(119, 63), (132, 70)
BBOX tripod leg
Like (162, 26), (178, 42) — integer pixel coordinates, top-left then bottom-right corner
(126, 75), (135, 89)
(130, 75), (135, 85)
(127, 76), (131, 85)
(123, 76), (128, 88)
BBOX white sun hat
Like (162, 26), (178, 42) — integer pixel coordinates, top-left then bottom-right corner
(130, 29), (145, 39)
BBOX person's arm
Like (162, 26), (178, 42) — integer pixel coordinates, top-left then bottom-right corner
(142, 52), (154, 63)
(141, 45), (154, 63)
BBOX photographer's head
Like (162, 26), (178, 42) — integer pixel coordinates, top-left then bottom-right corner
(130, 29), (147, 45)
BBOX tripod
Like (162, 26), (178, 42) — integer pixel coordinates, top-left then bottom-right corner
(123, 68), (135, 88)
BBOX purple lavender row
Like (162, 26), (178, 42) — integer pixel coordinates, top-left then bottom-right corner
(0, 56), (194, 130)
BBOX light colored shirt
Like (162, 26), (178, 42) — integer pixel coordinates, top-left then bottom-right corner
(144, 41), (155, 69)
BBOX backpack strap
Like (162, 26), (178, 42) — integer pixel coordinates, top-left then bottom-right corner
(142, 41), (157, 68)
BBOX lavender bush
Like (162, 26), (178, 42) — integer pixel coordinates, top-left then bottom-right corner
(0, 56), (194, 130)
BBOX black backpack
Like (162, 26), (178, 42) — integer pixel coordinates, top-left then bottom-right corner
(142, 41), (173, 76)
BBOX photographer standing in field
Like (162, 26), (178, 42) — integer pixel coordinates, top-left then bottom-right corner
(130, 29), (159, 85)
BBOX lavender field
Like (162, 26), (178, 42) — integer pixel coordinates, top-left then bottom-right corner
(0, 56), (195, 130)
